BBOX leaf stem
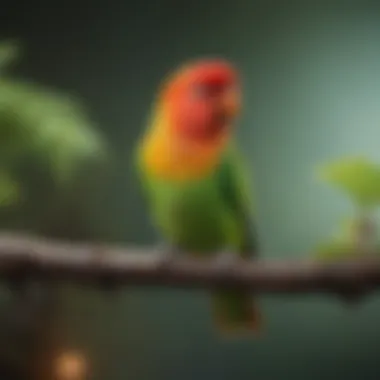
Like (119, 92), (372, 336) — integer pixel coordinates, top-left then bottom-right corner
(354, 206), (376, 255)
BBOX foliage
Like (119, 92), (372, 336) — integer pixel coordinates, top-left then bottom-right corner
(316, 156), (380, 209)
(315, 155), (380, 259)
(314, 156), (380, 260)
(315, 241), (356, 261)
(315, 217), (359, 261)
(0, 40), (107, 207)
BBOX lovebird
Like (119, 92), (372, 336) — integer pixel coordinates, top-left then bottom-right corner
(135, 59), (262, 336)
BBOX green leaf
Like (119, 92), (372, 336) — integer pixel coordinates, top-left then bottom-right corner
(0, 39), (108, 208)
(0, 78), (107, 186)
(316, 156), (380, 207)
(315, 216), (362, 261)
(0, 170), (21, 207)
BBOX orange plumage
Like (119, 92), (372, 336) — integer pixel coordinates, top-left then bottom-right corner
(141, 59), (240, 181)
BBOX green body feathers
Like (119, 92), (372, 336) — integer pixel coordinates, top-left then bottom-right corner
(136, 143), (261, 334)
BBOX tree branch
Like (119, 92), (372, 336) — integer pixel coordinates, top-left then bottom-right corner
(0, 232), (379, 295)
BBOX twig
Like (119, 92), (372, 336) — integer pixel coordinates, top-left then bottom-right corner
(0, 232), (378, 295)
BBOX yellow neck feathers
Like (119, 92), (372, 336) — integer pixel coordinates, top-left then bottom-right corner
(140, 107), (229, 182)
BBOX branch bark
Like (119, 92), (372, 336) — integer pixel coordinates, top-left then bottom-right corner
(0, 231), (379, 295)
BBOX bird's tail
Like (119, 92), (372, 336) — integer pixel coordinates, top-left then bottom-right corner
(211, 290), (262, 336)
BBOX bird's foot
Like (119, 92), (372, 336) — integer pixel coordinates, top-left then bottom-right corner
(155, 242), (183, 268)
(249, 247), (260, 261)
(213, 250), (244, 272)
(240, 241), (260, 261)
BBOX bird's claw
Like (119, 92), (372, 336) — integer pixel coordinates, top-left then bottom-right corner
(214, 250), (243, 272)
(155, 242), (183, 268)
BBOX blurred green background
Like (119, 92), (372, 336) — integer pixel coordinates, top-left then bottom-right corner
(1, 1), (380, 379)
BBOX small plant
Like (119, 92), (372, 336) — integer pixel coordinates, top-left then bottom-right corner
(0, 40), (107, 207)
(316, 217), (368, 260)
(315, 156), (380, 259)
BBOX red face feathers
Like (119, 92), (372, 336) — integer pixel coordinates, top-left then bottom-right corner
(161, 59), (241, 142)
